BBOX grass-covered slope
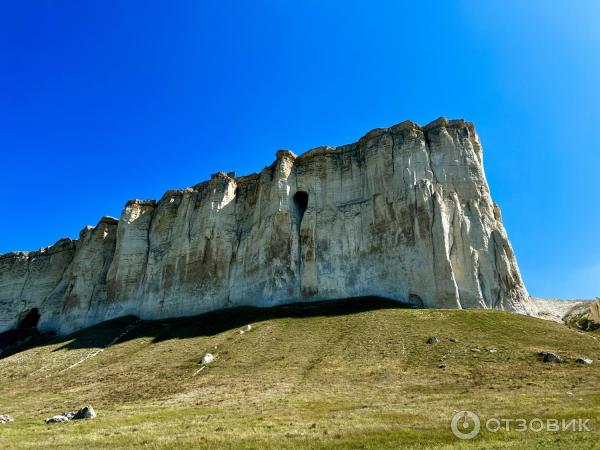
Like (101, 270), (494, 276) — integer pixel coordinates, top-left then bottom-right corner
(0, 298), (599, 449)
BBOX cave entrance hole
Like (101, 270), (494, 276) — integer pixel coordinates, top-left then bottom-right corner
(293, 191), (309, 223)
(19, 308), (40, 329)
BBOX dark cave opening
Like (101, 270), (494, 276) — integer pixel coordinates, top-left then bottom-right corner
(19, 308), (40, 329)
(293, 191), (309, 222)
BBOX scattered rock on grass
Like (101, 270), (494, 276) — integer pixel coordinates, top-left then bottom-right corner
(0, 414), (13, 424)
(73, 405), (96, 420)
(426, 336), (439, 345)
(45, 406), (97, 424)
(539, 351), (561, 363)
(45, 415), (69, 424)
(201, 353), (215, 365)
(576, 358), (593, 365)
(449, 338), (459, 343)
(471, 348), (481, 352)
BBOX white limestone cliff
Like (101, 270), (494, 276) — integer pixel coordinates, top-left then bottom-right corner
(0, 118), (533, 334)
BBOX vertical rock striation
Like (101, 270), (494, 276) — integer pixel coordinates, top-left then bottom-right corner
(0, 118), (532, 334)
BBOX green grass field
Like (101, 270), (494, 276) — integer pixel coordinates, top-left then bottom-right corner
(1, 298), (599, 449)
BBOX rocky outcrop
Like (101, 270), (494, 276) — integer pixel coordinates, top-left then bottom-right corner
(0, 118), (532, 335)
(563, 298), (600, 331)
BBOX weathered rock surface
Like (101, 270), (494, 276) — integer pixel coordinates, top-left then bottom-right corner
(0, 118), (532, 335)
(0, 414), (13, 424)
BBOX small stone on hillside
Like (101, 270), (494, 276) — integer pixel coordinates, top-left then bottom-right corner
(45, 405), (97, 424)
(45, 415), (69, 424)
(0, 414), (13, 424)
(576, 358), (593, 365)
(471, 348), (481, 352)
(488, 348), (497, 353)
(539, 351), (561, 363)
(426, 336), (439, 345)
(449, 338), (459, 343)
(73, 405), (96, 420)
(201, 353), (215, 365)
(438, 364), (446, 369)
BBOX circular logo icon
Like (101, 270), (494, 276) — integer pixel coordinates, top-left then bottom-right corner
(451, 410), (480, 440)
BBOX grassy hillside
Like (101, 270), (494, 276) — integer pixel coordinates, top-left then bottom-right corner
(0, 298), (599, 449)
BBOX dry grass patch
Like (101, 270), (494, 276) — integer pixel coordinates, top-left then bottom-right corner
(1, 299), (599, 448)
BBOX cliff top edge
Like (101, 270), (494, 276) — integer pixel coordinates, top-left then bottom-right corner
(1, 117), (474, 257)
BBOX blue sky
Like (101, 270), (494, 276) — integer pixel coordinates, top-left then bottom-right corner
(1, 1), (598, 299)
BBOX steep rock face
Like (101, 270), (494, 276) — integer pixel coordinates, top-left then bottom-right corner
(0, 118), (532, 334)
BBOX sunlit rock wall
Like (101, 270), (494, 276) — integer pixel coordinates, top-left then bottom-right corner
(0, 118), (532, 334)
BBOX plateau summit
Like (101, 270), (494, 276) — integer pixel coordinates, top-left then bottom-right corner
(0, 118), (532, 334)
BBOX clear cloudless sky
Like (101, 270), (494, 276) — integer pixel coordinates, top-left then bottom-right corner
(1, 1), (599, 299)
